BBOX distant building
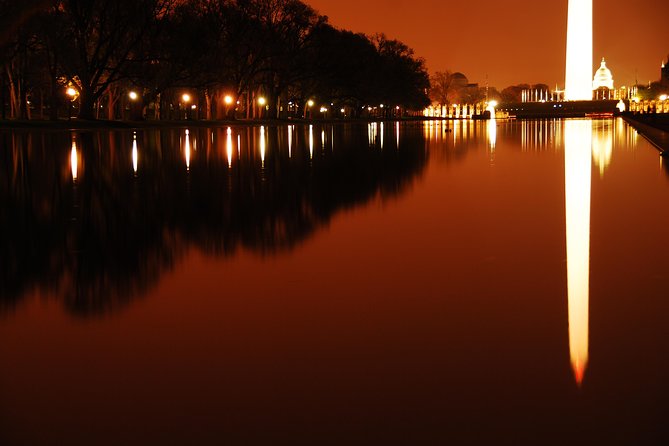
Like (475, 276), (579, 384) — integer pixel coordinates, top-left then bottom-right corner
(450, 72), (469, 89)
(593, 58), (614, 90)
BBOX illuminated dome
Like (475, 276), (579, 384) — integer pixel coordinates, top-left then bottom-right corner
(449, 72), (469, 88)
(593, 58), (614, 90)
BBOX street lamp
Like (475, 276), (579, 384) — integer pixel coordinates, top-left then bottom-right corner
(66, 87), (77, 119)
(224, 95), (234, 105)
(257, 97), (267, 119)
(182, 93), (191, 119)
(128, 91), (139, 120)
(306, 99), (315, 118)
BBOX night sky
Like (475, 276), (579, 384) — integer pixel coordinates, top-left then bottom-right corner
(307, 0), (669, 89)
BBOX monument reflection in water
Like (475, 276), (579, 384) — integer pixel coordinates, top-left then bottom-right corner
(2, 118), (669, 445)
(564, 119), (592, 385)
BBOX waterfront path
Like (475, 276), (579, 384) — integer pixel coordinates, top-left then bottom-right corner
(623, 114), (669, 154)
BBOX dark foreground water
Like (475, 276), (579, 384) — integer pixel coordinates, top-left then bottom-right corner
(1, 119), (668, 445)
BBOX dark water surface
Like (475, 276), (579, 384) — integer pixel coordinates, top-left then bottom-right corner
(1, 119), (668, 445)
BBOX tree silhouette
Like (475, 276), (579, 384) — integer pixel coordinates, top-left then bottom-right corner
(0, 124), (428, 315)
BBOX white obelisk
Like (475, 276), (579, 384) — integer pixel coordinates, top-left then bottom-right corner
(565, 0), (593, 101)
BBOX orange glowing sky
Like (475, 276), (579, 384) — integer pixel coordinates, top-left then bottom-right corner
(306, 0), (669, 89)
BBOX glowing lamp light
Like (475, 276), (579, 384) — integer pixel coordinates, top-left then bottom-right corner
(224, 95), (234, 105)
(132, 133), (138, 174)
(260, 126), (266, 166)
(616, 100), (626, 113)
(182, 93), (191, 103)
(70, 139), (78, 180)
(66, 87), (77, 98)
(307, 99), (315, 107)
(226, 127), (233, 168)
(184, 129), (191, 171)
(258, 97), (267, 106)
(320, 106), (328, 113)
(340, 108), (345, 113)
(128, 91), (138, 101)
(660, 95), (668, 101)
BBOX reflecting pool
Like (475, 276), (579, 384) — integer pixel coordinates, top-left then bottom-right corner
(1, 119), (668, 445)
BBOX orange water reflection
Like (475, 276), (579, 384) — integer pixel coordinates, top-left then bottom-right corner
(2, 120), (669, 444)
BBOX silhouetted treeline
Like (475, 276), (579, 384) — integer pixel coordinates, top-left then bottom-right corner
(0, 0), (430, 121)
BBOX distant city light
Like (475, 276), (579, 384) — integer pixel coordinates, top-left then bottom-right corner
(320, 106), (328, 113)
(616, 100), (626, 113)
(660, 94), (668, 101)
(128, 91), (138, 101)
(340, 108), (345, 113)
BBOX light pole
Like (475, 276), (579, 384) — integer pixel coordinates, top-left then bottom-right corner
(307, 99), (314, 119)
(66, 87), (78, 119)
(128, 91), (139, 120)
(182, 93), (191, 120)
(224, 94), (234, 119)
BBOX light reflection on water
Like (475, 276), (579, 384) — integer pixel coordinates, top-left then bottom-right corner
(564, 119), (592, 385)
(1, 123), (427, 315)
(2, 119), (669, 444)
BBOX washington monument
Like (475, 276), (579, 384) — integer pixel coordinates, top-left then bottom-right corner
(565, 0), (593, 100)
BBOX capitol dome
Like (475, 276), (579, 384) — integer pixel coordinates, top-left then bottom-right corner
(449, 72), (469, 88)
(593, 58), (614, 90)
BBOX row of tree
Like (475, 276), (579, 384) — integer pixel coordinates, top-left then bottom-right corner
(428, 70), (560, 106)
(0, 0), (431, 121)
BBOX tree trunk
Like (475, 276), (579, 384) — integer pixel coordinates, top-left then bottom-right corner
(155, 93), (161, 120)
(39, 89), (44, 119)
(204, 90), (212, 120)
(21, 86), (29, 120)
(49, 78), (58, 120)
(6, 66), (19, 119)
(78, 89), (96, 120)
(1, 70), (6, 120)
